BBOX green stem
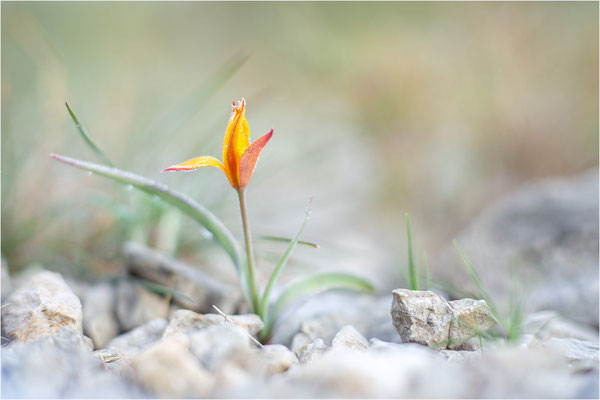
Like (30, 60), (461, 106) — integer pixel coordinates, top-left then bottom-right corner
(237, 189), (260, 313)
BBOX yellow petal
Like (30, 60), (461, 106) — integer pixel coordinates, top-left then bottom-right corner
(222, 99), (250, 188)
(161, 155), (225, 173)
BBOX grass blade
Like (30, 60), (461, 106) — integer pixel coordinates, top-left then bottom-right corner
(259, 198), (312, 319)
(406, 213), (419, 290)
(65, 102), (115, 167)
(453, 240), (501, 326)
(263, 272), (374, 338)
(49, 153), (250, 298)
(256, 235), (319, 249)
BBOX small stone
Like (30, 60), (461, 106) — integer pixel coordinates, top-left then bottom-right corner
(131, 335), (214, 398)
(82, 282), (119, 349)
(331, 325), (369, 351)
(522, 311), (599, 344)
(106, 318), (167, 357)
(1, 327), (146, 398)
(296, 338), (329, 365)
(390, 289), (496, 349)
(2, 270), (83, 342)
(290, 332), (311, 354)
(390, 289), (452, 349)
(258, 344), (298, 374)
(188, 324), (255, 371)
(447, 298), (496, 350)
(163, 309), (263, 338)
(541, 338), (599, 373)
(115, 280), (166, 332)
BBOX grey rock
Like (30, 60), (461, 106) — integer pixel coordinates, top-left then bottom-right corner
(264, 341), (588, 398)
(391, 289), (496, 349)
(290, 332), (311, 354)
(115, 280), (166, 332)
(188, 324), (256, 371)
(131, 335), (214, 398)
(106, 318), (167, 357)
(266, 340), (445, 398)
(82, 282), (119, 349)
(331, 325), (368, 351)
(124, 241), (242, 314)
(434, 169), (599, 327)
(2, 270), (83, 342)
(296, 338), (329, 365)
(522, 310), (599, 344)
(541, 338), (599, 373)
(1, 258), (11, 301)
(163, 309), (263, 338)
(271, 292), (399, 346)
(1, 326), (147, 398)
(258, 344), (298, 375)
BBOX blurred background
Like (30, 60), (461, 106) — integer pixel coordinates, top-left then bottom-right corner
(2, 2), (598, 292)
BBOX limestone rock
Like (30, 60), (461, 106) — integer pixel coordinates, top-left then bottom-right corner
(296, 338), (329, 365)
(1, 327), (146, 398)
(82, 282), (119, 349)
(522, 311), (599, 344)
(163, 309), (263, 338)
(131, 335), (214, 398)
(2, 270), (83, 342)
(391, 289), (496, 349)
(541, 338), (599, 373)
(331, 325), (369, 351)
(188, 324), (255, 371)
(106, 318), (167, 357)
(258, 344), (298, 375)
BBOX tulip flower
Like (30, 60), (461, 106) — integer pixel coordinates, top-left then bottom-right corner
(162, 99), (272, 311)
(161, 98), (273, 190)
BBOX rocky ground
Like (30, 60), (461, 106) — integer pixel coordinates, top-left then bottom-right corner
(2, 169), (598, 398)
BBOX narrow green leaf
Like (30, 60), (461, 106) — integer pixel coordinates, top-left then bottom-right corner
(256, 235), (319, 249)
(65, 102), (115, 167)
(453, 240), (500, 323)
(263, 272), (374, 338)
(135, 277), (196, 304)
(49, 153), (250, 299)
(406, 213), (419, 290)
(259, 199), (312, 320)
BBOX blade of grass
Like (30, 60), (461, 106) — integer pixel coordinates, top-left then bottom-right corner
(259, 198), (313, 319)
(49, 153), (250, 299)
(473, 304), (484, 355)
(406, 213), (419, 290)
(65, 102), (115, 167)
(453, 240), (499, 316)
(256, 235), (319, 249)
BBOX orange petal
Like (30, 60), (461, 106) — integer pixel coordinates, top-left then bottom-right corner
(161, 155), (225, 173)
(222, 99), (250, 187)
(238, 129), (273, 189)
